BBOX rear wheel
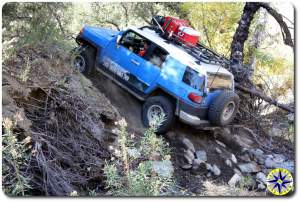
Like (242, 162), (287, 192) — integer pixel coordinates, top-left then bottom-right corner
(72, 46), (95, 75)
(208, 91), (239, 126)
(142, 96), (174, 133)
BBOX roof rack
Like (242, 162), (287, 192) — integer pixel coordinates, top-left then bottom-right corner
(148, 16), (231, 68)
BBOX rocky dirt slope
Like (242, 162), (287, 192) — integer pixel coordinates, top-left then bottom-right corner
(2, 44), (294, 196)
(88, 69), (294, 196)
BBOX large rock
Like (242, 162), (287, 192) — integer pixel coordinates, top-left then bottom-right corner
(238, 162), (262, 173)
(231, 154), (238, 164)
(181, 137), (195, 153)
(211, 164), (221, 176)
(250, 148), (266, 165)
(272, 154), (287, 162)
(225, 159), (232, 167)
(215, 140), (226, 148)
(196, 150), (207, 162)
(228, 173), (241, 187)
(264, 154), (293, 172)
(152, 160), (174, 177)
(234, 168), (243, 176)
(192, 159), (207, 173)
(239, 153), (251, 163)
(233, 134), (254, 149)
(181, 164), (192, 170)
(215, 147), (222, 154)
(256, 172), (267, 184)
(183, 149), (195, 164)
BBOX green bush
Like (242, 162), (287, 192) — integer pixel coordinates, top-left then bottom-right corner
(2, 117), (32, 196)
(103, 115), (174, 196)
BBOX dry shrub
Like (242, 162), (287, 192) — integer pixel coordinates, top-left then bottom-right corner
(2, 44), (120, 196)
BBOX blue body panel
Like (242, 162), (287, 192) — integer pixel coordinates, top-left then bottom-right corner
(82, 26), (119, 48)
(80, 26), (224, 109)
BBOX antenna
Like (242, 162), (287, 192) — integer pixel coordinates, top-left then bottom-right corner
(208, 65), (221, 90)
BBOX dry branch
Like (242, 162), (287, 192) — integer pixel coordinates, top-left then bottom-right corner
(235, 83), (294, 113)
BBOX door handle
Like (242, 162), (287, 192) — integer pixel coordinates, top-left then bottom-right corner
(131, 59), (140, 66)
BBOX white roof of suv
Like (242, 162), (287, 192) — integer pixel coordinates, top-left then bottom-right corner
(130, 27), (232, 76)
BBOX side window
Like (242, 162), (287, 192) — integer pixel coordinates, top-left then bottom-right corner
(120, 31), (149, 56)
(120, 30), (168, 68)
(183, 66), (205, 91)
(146, 46), (168, 68)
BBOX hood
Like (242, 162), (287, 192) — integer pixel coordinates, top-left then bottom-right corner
(82, 26), (119, 47)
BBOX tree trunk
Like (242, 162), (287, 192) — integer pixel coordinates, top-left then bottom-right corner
(229, 2), (294, 113)
(229, 2), (260, 82)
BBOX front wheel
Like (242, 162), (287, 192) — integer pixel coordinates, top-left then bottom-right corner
(142, 96), (175, 133)
(71, 46), (95, 75)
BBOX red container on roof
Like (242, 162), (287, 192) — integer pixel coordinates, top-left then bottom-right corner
(161, 16), (200, 46)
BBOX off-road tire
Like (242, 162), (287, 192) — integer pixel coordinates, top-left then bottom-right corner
(208, 91), (239, 126)
(142, 96), (175, 134)
(74, 46), (95, 75)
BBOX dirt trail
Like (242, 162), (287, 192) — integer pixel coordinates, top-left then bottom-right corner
(89, 72), (145, 132)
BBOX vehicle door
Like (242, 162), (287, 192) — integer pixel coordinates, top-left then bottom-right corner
(117, 31), (164, 91)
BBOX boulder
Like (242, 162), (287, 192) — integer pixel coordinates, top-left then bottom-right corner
(192, 159), (207, 173)
(181, 137), (195, 153)
(264, 155), (293, 172)
(215, 140), (226, 148)
(234, 168), (243, 176)
(206, 163), (213, 171)
(184, 149), (195, 164)
(225, 159), (232, 167)
(233, 134), (254, 149)
(215, 147), (222, 154)
(231, 154), (238, 164)
(280, 161), (294, 173)
(238, 162), (262, 173)
(256, 172), (267, 184)
(181, 164), (192, 170)
(211, 164), (221, 176)
(250, 148), (266, 165)
(196, 150), (207, 162)
(273, 154), (287, 162)
(228, 173), (241, 187)
(239, 154), (251, 163)
(152, 160), (174, 177)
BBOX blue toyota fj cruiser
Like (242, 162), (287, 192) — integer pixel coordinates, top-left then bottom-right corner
(73, 25), (239, 133)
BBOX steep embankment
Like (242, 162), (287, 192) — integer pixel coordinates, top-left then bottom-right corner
(2, 44), (120, 195)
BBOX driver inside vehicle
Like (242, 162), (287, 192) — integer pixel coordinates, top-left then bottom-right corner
(138, 41), (150, 57)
